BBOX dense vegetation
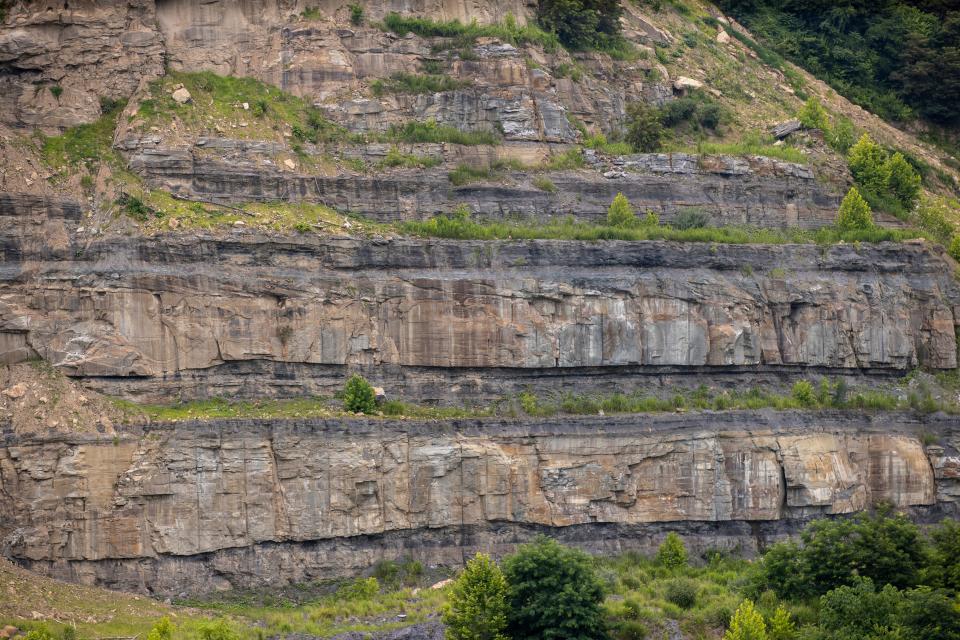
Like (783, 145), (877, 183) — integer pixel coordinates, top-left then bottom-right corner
(715, 0), (960, 125)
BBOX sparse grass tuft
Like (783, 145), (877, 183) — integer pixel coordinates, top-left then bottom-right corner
(384, 120), (499, 145)
(371, 73), (471, 96)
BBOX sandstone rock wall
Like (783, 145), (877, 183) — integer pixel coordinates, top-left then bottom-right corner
(0, 199), (956, 402)
(2, 411), (957, 595)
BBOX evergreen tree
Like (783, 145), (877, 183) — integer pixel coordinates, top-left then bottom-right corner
(444, 553), (509, 640)
(836, 187), (874, 231)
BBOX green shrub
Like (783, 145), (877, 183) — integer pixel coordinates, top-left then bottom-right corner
(884, 152), (922, 210)
(836, 187), (874, 231)
(950, 236), (960, 262)
(642, 211), (660, 227)
(848, 133), (891, 195)
(50, 85), (63, 99)
(915, 196), (956, 243)
(612, 620), (648, 640)
(198, 620), (239, 640)
(660, 91), (724, 131)
(665, 579), (698, 609)
(536, 0), (623, 50)
(24, 631), (55, 640)
(337, 576), (380, 600)
(724, 600), (767, 640)
(607, 192), (637, 227)
(673, 208), (709, 230)
(146, 618), (175, 640)
(767, 605), (795, 640)
(503, 537), (607, 640)
(348, 3), (363, 25)
(444, 553), (510, 640)
(119, 193), (155, 221)
(656, 532), (688, 569)
(343, 374), (376, 413)
(533, 176), (557, 192)
(791, 380), (815, 406)
(826, 116), (856, 153)
(449, 164), (494, 185)
(797, 97), (830, 131)
(625, 102), (663, 152)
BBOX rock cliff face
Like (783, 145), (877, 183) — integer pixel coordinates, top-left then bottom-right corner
(2, 411), (958, 595)
(2, 0), (960, 601)
(1, 192), (957, 402)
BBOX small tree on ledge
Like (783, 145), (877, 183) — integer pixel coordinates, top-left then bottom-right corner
(836, 187), (874, 231)
(607, 192), (637, 227)
(343, 374), (376, 414)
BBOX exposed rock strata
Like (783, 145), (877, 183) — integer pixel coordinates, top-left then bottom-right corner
(0, 196), (957, 402)
(1, 411), (957, 595)
(122, 139), (839, 224)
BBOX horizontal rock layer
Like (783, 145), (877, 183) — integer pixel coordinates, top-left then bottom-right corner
(0, 194), (958, 401)
(125, 139), (838, 225)
(2, 411), (958, 595)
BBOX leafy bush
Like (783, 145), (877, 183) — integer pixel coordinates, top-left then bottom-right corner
(625, 102), (663, 152)
(656, 532), (688, 569)
(836, 187), (874, 231)
(848, 134), (891, 195)
(343, 374), (376, 413)
(767, 605), (795, 640)
(884, 152), (922, 209)
(608, 192), (638, 227)
(665, 579), (698, 609)
(724, 600), (767, 640)
(146, 618), (175, 640)
(198, 620), (239, 640)
(791, 380), (815, 407)
(660, 91), (723, 131)
(444, 553), (510, 640)
(951, 236), (960, 262)
(536, 0), (623, 50)
(503, 537), (607, 640)
(348, 3), (363, 25)
(673, 208), (710, 230)
(826, 116), (856, 153)
(338, 576), (381, 600)
(798, 97), (830, 131)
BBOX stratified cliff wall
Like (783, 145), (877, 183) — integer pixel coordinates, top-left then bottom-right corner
(1, 191), (957, 403)
(2, 411), (958, 595)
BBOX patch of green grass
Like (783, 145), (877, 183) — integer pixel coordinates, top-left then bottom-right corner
(127, 192), (386, 235)
(402, 212), (929, 245)
(371, 73), (471, 96)
(301, 6), (322, 20)
(384, 120), (499, 145)
(533, 176), (557, 192)
(135, 71), (346, 144)
(41, 99), (127, 171)
(112, 395), (492, 423)
(379, 12), (559, 52)
(449, 163), (496, 185)
(689, 140), (808, 164)
(544, 148), (585, 170)
(377, 147), (442, 169)
(584, 133), (634, 155)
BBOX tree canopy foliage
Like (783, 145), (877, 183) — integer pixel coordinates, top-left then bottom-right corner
(716, 0), (960, 125)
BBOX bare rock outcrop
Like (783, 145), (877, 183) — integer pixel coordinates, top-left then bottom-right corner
(1, 411), (956, 595)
